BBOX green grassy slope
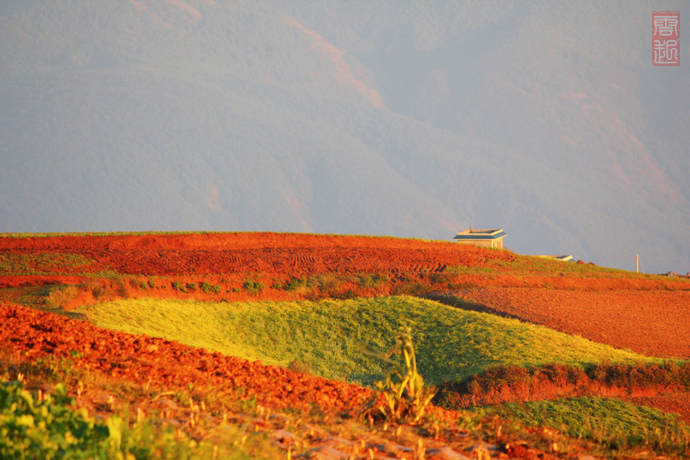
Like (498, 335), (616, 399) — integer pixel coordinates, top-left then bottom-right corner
(80, 296), (658, 386)
(471, 397), (689, 455)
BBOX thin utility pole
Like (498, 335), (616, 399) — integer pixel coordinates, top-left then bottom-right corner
(636, 254), (639, 273)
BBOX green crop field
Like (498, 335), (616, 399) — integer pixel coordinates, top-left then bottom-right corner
(79, 296), (658, 386)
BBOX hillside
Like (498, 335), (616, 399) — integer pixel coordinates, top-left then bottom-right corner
(1, 232), (690, 457)
(0, 1), (689, 273)
(3, 231), (689, 361)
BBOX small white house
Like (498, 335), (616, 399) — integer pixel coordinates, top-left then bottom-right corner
(453, 229), (507, 249)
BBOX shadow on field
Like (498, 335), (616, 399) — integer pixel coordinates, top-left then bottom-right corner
(421, 291), (522, 321)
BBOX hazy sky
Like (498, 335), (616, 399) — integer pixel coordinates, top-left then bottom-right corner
(0, 1), (688, 273)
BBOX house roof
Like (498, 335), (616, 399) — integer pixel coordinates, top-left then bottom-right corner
(453, 229), (507, 240)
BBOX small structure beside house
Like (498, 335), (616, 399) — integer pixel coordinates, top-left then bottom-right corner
(535, 255), (573, 262)
(453, 229), (507, 249)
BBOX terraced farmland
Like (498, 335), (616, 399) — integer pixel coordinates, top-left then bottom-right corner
(1, 232), (689, 458)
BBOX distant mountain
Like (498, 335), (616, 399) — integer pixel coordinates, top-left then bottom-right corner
(1, 0), (688, 273)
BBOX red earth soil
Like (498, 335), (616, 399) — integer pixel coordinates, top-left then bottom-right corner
(2, 301), (576, 458)
(0, 232), (514, 277)
(449, 287), (690, 360)
(628, 393), (690, 424)
(2, 232), (690, 433)
(0, 302), (374, 416)
(3, 233), (687, 296)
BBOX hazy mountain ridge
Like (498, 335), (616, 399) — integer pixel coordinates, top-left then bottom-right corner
(0, 0), (688, 273)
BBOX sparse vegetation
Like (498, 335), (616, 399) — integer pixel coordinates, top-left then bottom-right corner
(79, 278), (128, 299)
(284, 276), (308, 292)
(358, 273), (390, 289)
(171, 281), (186, 292)
(199, 281), (221, 294)
(242, 276), (264, 295)
(283, 274), (352, 298)
(43, 285), (80, 309)
(392, 282), (430, 296)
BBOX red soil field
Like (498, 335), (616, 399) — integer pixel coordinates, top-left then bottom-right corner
(2, 232), (689, 364)
(1, 232), (689, 453)
(1, 301), (574, 458)
(0, 232), (514, 277)
(0, 302), (372, 416)
(629, 393), (690, 424)
(451, 287), (690, 360)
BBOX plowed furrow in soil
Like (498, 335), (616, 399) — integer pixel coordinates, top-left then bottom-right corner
(1, 233), (515, 277)
(452, 288), (690, 359)
(70, 248), (486, 277)
(0, 303), (373, 416)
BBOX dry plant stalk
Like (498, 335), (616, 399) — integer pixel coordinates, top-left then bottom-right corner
(358, 325), (436, 425)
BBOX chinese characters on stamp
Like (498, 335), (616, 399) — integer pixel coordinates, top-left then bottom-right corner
(653, 11), (680, 66)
